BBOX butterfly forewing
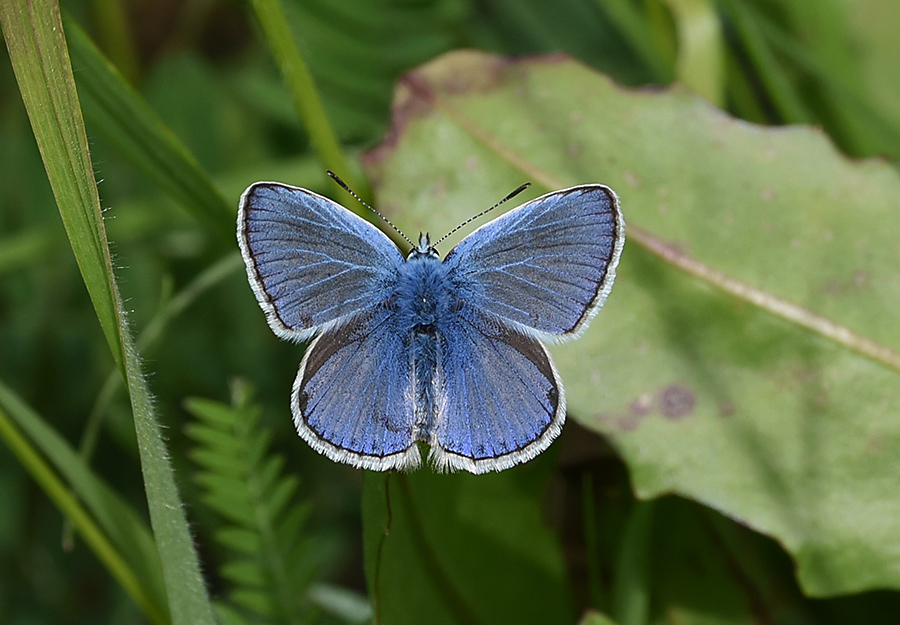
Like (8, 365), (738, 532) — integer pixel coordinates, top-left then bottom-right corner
(444, 185), (623, 339)
(238, 182), (405, 341)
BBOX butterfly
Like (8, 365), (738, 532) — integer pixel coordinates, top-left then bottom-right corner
(237, 174), (624, 474)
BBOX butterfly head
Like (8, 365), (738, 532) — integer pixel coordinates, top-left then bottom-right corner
(408, 232), (440, 260)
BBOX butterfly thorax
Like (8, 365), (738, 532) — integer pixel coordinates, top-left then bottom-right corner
(396, 250), (459, 326)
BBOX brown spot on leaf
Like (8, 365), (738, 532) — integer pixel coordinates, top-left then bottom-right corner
(718, 400), (735, 418)
(659, 385), (695, 419)
(823, 269), (872, 295)
(866, 437), (883, 454)
(630, 393), (653, 417)
(623, 170), (642, 189)
(852, 269), (870, 289)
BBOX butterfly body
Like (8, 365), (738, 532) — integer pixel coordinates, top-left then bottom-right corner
(239, 181), (624, 473)
(394, 242), (454, 437)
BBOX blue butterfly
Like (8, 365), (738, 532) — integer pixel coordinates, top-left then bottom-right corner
(237, 175), (624, 473)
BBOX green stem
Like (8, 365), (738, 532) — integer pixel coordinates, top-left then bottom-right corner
(612, 501), (655, 625)
(250, 0), (366, 199)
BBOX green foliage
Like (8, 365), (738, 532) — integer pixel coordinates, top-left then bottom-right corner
(185, 383), (319, 625)
(1, 0), (900, 623)
(362, 461), (573, 624)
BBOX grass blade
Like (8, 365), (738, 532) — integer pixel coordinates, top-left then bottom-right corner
(664, 0), (724, 105)
(1, 0), (123, 368)
(719, 0), (812, 123)
(594, 0), (674, 82)
(0, 379), (168, 625)
(611, 501), (654, 625)
(1, 2), (216, 623)
(249, 0), (364, 199)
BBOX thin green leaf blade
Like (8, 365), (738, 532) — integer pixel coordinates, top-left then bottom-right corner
(0, 378), (168, 619)
(1, 0), (122, 366)
(0, 383), (168, 625)
(1, 3), (216, 623)
(664, 0), (724, 105)
(249, 0), (360, 197)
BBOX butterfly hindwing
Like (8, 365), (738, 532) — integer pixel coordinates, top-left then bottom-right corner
(430, 308), (564, 474)
(238, 182), (405, 340)
(444, 185), (624, 339)
(292, 306), (420, 471)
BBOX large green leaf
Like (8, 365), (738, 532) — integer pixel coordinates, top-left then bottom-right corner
(362, 51), (900, 597)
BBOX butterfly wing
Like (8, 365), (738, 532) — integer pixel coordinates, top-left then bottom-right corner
(238, 182), (405, 341)
(444, 185), (624, 339)
(292, 305), (420, 471)
(430, 309), (564, 473)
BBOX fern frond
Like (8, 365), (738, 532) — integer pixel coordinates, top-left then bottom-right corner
(185, 381), (318, 625)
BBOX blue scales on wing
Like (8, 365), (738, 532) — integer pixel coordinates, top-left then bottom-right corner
(238, 182), (405, 341)
(443, 185), (623, 339)
(430, 308), (564, 473)
(291, 305), (421, 471)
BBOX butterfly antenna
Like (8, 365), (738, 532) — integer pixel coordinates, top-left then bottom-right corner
(432, 182), (532, 248)
(327, 170), (415, 249)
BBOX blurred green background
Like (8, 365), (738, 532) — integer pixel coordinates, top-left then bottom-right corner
(1, 0), (899, 624)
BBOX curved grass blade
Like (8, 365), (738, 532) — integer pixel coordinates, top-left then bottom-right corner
(664, 0), (724, 106)
(0, 2), (215, 623)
